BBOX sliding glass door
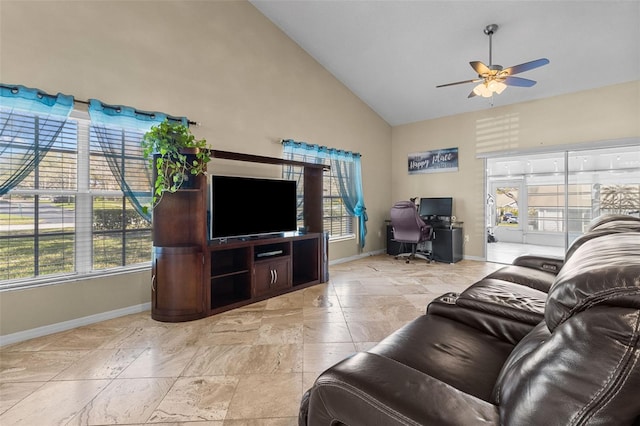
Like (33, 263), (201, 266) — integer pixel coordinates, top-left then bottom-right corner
(486, 143), (639, 264)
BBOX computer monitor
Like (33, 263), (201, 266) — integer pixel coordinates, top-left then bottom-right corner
(418, 197), (453, 218)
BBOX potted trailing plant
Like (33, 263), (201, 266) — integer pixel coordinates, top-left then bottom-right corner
(141, 119), (210, 212)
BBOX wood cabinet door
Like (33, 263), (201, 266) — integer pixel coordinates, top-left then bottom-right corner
(254, 258), (291, 297)
(152, 246), (204, 321)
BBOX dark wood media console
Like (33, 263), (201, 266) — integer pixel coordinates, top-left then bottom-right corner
(151, 150), (328, 322)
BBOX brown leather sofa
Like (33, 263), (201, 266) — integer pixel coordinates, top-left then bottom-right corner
(299, 214), (640, 425)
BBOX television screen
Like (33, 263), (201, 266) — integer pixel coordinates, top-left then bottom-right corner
(210, 175), (298, 239)
(418, 197), (453, 218)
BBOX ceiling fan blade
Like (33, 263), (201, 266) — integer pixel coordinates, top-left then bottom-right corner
(470, 61), (490, 75)
(436, 79), (481, 88)
(503, 76), (537, 87)
(502, 58), (549, 76)
(467, 90), (478, 98)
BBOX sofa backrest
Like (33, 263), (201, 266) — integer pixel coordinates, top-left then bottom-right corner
(586, 213), (640, 232)
(565, 214), (640, 261)
(493, 232), (640, 425)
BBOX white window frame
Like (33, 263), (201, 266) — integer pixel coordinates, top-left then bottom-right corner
(0, 110), (151, 290)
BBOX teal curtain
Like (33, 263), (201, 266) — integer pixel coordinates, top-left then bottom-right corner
(87, 100), (188, 222)
(0, 84), (74, 195)
(283, 139), (368, 248)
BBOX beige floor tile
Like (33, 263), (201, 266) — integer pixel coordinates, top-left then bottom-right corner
(260, 308), (303, 324)
(302, 306), (346, 323)
(67, 377), (175, 425)
(93, 312), (164, 329)
(148, 376), (239, 422)
(255, 323), (303, 345)
(215, 310), (263, 327)
(302, 342), (356, 373)
(184, 344), (302, 376)
(118, 346), (198, 378)
(101, 326), (171, 349)
(265, 292), (304, 310)
(303, 321), (352, 343)
(55, 348), (144, 380)
(145, 422), (222, 426)
(0, 350), (89, 382)
(224, 418), (297, 426)
(0, 379), (110, 425)
(157, 323), (213, 348)
(335, 294), (410, 308)
(197, 323), (261, 346)
(0, 381), (46, 414)
(224, 373), (302, 420)
(346, 320), (407, 342)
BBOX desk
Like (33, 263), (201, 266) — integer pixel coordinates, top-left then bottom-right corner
(386, 223), (463, 263)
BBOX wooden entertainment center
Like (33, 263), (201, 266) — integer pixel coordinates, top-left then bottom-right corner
(151, 150), (328, 322)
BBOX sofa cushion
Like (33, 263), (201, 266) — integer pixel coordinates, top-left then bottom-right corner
(368, 314), (515, 402)
(306, 351), (500, 426)
(427, 297), (535, 345)
(456, 278), (547, 326)
(545, 232), (640, 332)
(485, 265), (556, 293)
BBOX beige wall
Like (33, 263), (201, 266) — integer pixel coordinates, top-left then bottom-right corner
(0, 1), (391, 337)
(391, 81), (640, 259)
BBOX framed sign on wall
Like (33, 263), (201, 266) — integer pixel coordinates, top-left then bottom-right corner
(408, 147), (458, 174)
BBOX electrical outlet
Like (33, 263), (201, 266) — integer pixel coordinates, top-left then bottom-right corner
(464, 234), (469, 243)
(377, 230), (381, 238)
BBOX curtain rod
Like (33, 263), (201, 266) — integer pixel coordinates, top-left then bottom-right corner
(280, 139), (362, 157)
(73, 98), (198, 126)
(1, 84), (198, 126)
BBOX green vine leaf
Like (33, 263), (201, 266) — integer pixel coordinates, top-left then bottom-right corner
(141, 119), (209, 211)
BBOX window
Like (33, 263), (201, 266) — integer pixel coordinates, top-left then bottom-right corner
(283, 141), (367, 243)
(282, 162), (355, 240)
(486, 143), (640, 263)
(323, 165), (355, 238)
(0, 109), (151, 286)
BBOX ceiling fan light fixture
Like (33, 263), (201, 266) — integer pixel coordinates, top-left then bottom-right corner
(473, 83), (491, 97)
(473, 80), (506, 98)
(437, 23), (549, 99)
(489, 80), (507, 94)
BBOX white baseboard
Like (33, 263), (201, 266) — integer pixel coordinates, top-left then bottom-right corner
(0, 303), (151, 347)
(329, 249), (386, 265)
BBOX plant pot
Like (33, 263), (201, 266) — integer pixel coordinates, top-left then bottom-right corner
(153, 149), (200, 192)
(178, 148), (200, 189)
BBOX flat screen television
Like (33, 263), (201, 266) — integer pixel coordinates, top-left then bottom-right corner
(418, 197), (453, 218)
(209, 175), (298, 240)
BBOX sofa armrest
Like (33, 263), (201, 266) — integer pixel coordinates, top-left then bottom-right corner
(305, 352), (499, 426)
(512, 254), (564, 274)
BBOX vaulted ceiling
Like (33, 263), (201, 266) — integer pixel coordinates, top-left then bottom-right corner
(251, 1), (640, 126)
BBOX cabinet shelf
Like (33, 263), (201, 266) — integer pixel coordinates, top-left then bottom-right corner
(211, 269), (250, 279)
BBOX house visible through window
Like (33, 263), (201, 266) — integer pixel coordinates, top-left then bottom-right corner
(0, 109), (151, 286)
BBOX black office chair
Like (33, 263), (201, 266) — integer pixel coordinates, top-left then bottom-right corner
(390, 200), (433, 263)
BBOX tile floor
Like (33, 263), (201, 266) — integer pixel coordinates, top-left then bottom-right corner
(0, 254), (502, 425)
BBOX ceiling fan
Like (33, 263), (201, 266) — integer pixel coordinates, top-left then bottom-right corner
(436, 24), (549, 98)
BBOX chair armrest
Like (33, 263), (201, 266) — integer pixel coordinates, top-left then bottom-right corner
(512, 254), (564, 274)
(420, 224), (433, 240)
(305, 352), (499, 426)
